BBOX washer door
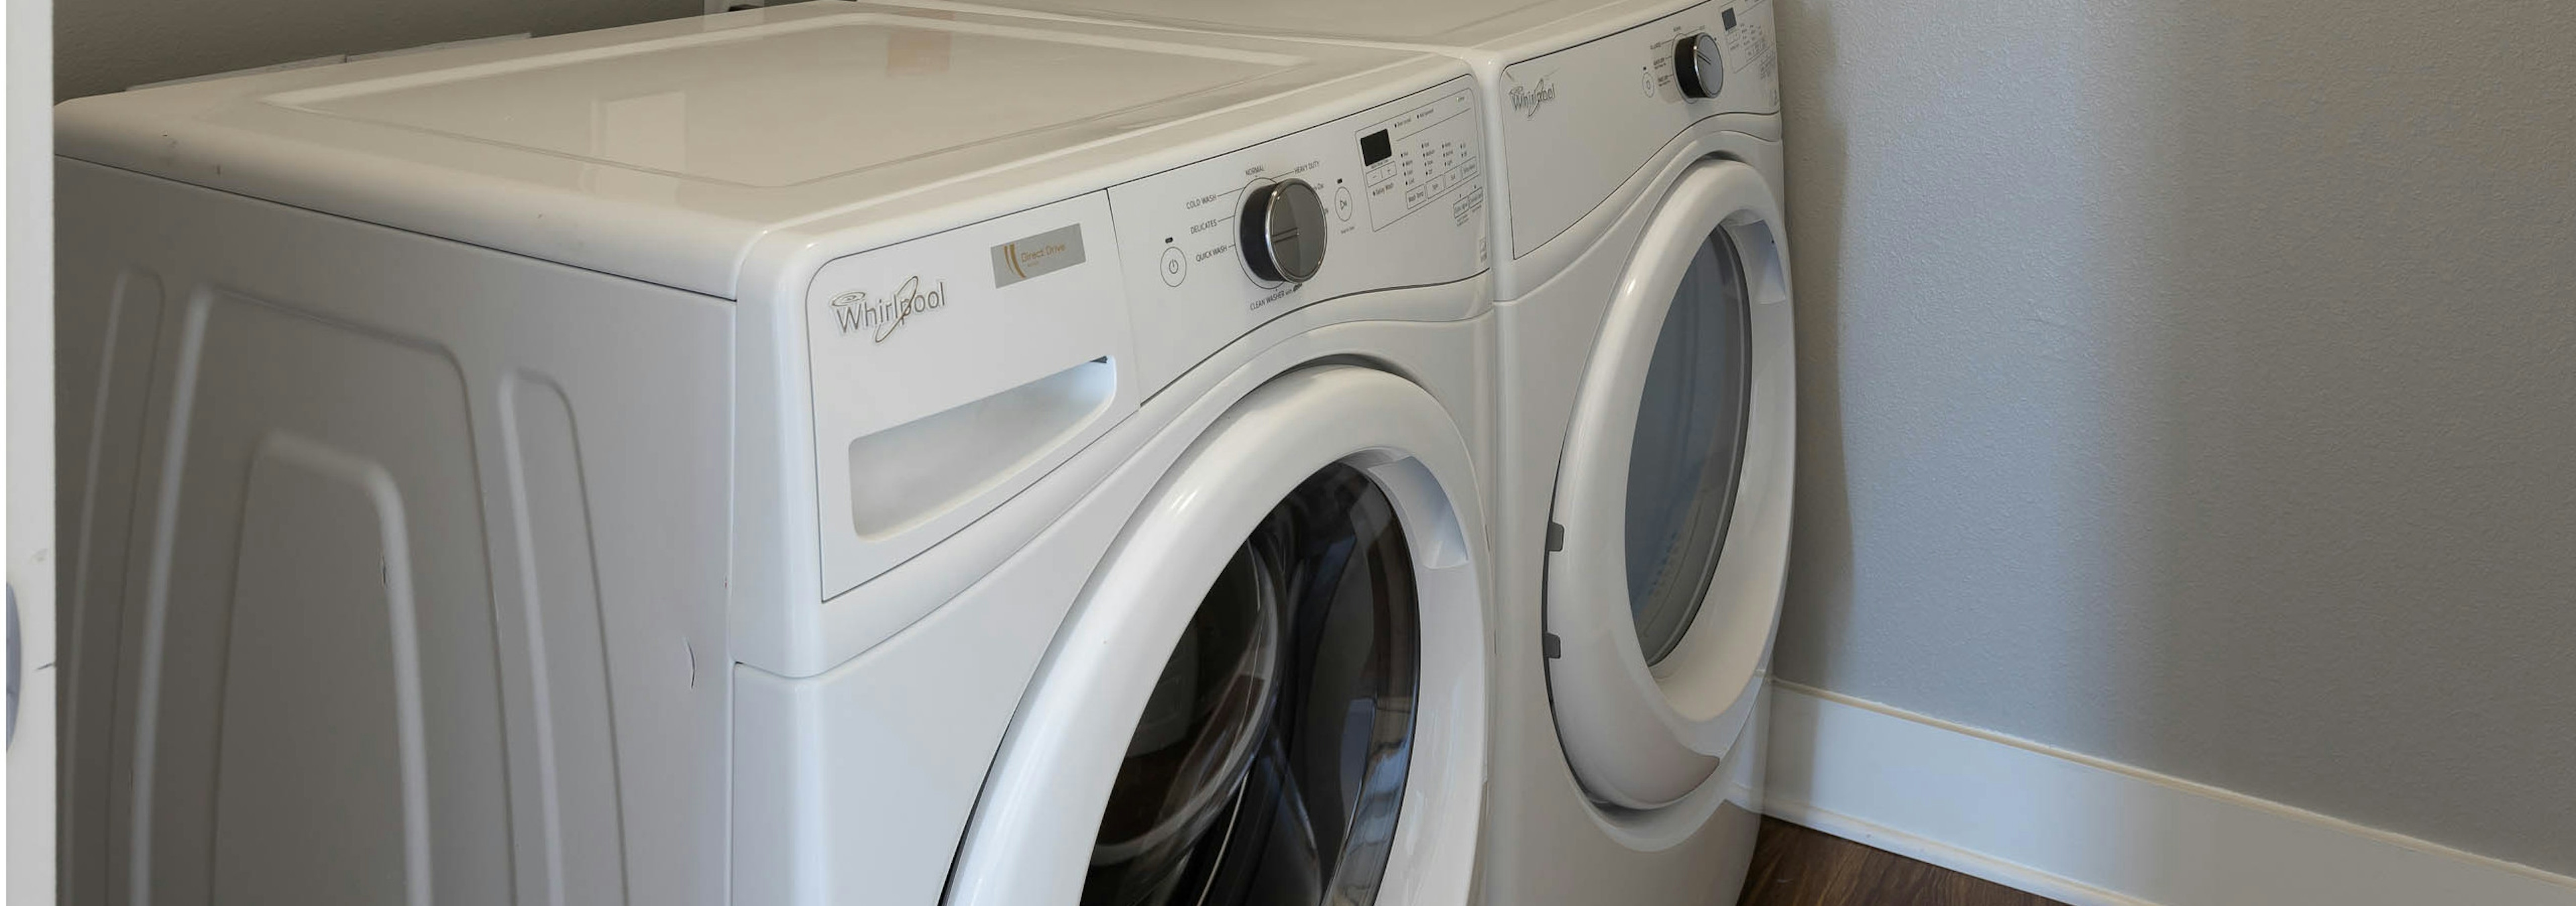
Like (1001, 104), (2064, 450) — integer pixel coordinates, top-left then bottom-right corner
(1545, 159), (1793, 811)
(949, 366), (1489, 906)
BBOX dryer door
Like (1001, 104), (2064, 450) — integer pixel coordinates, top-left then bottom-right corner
(1545, 158), (1794, 811)
(947, 366), (1489, 906)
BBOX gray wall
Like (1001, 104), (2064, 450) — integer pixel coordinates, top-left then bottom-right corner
(58, 0), (704, 101)
(1774, 0), (2576, 875)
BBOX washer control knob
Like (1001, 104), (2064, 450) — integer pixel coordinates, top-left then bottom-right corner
(1240, 179), (1328, 283)
(1674, 32), (1723, 99)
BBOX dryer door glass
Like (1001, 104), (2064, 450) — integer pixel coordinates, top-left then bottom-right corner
(1622, 228), (1754, 666)
(1087, 463), (1421, 906)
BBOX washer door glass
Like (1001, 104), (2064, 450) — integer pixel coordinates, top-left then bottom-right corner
(1621, 228), (1754, 666)
(1087, 462), (1421, 906)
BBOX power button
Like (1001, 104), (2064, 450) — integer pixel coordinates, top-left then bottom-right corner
(1159, 246), (1188, 287)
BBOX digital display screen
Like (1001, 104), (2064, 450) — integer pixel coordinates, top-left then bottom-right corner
(1360, 130), (1393, 166)
(1721, 7), (1737, 30)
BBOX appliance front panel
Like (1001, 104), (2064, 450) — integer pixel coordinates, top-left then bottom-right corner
(800, 74), (1491, 605)
(804, 191), (1137, 599)
(1107, 74), (1489, 393)
(1501, 0), (1778, 260)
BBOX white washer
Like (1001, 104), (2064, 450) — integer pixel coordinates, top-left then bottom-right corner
(51, 5), (1500, 904)
(872, 0), (1795, 902)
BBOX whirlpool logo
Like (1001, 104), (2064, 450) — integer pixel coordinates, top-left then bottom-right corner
(828, 276), (948, 344)
(1508, 74), (1558, 117)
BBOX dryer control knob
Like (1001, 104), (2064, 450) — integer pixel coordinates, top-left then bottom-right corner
(1675, 32), (1723, 99)
(1240, 179), (1328, 283)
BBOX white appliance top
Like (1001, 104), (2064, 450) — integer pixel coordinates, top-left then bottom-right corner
(904, 0), (1701, 50)
(54, 2), (1457, 297)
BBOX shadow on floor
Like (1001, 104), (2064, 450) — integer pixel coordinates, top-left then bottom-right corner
(1735, 818), (2070, 906)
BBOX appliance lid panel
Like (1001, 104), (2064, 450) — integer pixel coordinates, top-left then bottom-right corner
(52, 3), (1447, 297)
(936, 0), (1564, 43)
(270, 15), (1298, 188)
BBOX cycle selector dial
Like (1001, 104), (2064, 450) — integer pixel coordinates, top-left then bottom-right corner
(1240, 179), (1328, 283)
(1675, 32), (1723, 99)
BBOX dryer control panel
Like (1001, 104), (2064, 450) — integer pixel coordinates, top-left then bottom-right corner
(1499, 0), (1778, 260)
(1107, 74), (1489, 393)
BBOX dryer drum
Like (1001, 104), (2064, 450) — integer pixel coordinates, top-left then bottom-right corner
(1089, 463), (1423, 906)
(1621, 228), (1755, 666)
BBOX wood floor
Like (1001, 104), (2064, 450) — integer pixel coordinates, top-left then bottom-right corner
(1734, 818), (2070, 906)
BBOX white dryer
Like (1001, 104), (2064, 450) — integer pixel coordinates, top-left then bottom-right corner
(52, 4), (1501, 904)
(869, 0), (1796, 902)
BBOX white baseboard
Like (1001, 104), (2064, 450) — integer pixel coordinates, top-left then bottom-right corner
(1763, 682), (2576, 906)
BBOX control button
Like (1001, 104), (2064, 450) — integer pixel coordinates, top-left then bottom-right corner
(1334, 185), (1354, 222)
(1674, 32), (1723, 99)
(1160, 246), (1188, 287)
(1240, 179), (1328, 283)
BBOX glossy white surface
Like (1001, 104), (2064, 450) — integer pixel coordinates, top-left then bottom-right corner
(7, 0), (56, 899)
(1542, 159), (1792, 810)
(912, 0), (1695, 48)
(1498, 0), (1779, 264)
(733, 295), (1493, 905)
(906, 0), (1603, 44)
(58, 4), (1498, 901)
(56, 160), (733, 906)
(898, 0), (1784, 301)
(859, 3), (1792, 903)
(274, 16), (1292, 187)
(884, 0), (1760, 295)
(801, 192), (1138, 599)
(1475, 121), (1789, 906)
(781, 72), (1487, 666)
(52, 2), (1449, 297)
(945, 366), (1488, 906)
(60, 1), (1503, 900)
(1097, 80), (1487, 392)
(764, 68), (1490, 612)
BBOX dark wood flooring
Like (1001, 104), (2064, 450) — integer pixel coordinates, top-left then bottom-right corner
(1735, 819), (2070, 906)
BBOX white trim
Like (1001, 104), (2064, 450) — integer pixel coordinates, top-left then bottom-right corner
(948, 366), (1489, 906)
(1546, 159), (1789, 811)
(1764, 682), (2576, 906)
(7, 0), (60, 897)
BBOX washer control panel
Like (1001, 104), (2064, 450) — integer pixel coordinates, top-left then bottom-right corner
(1353, 87), (1485, 234)
(1108, 75), (1489, 393)
(1240, 179), (1329, 283)
(1673, 32), (1723, 99)
(797, 74), (1489, 599)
